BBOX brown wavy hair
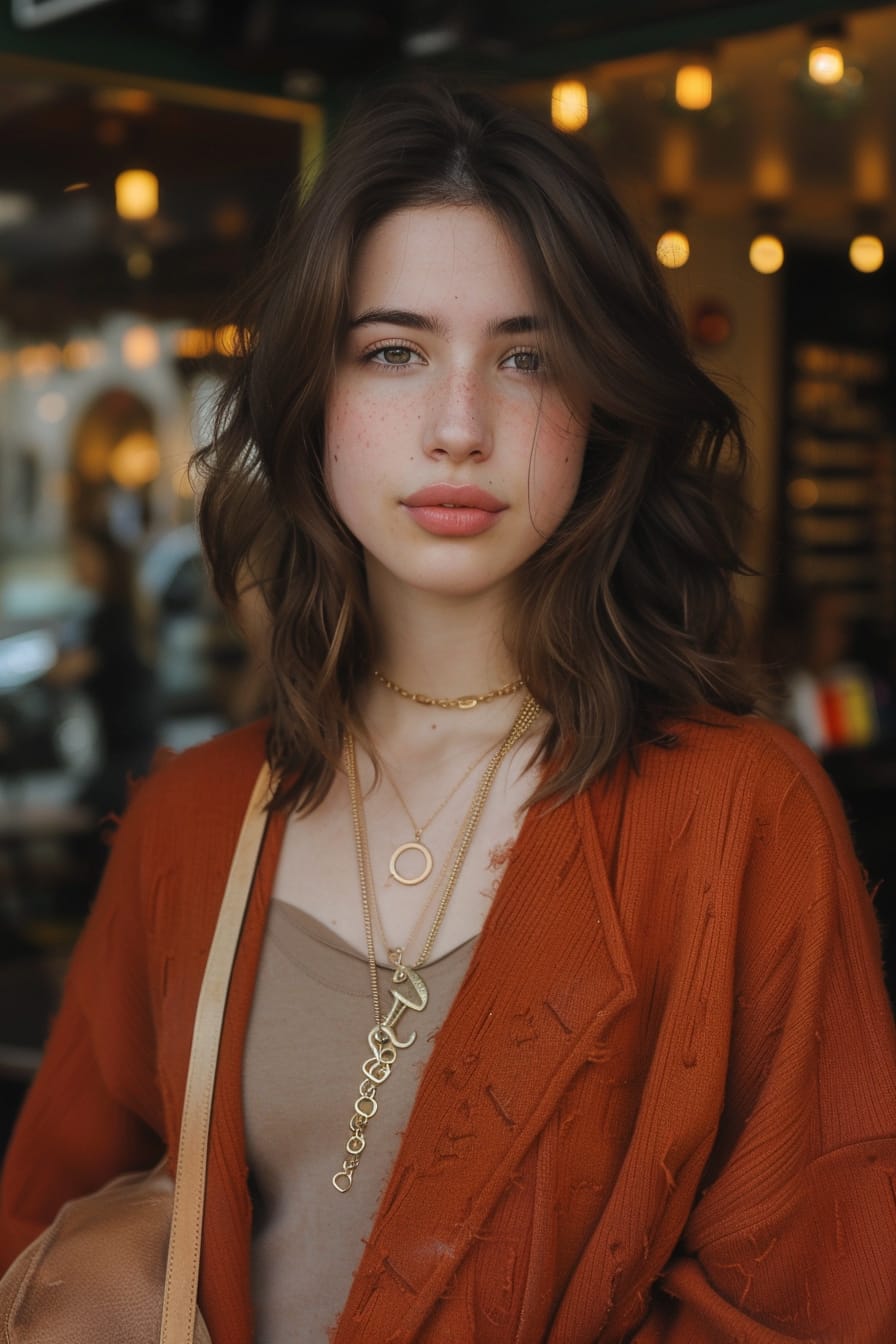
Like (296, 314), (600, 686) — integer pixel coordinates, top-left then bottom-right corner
(193, 81), (758, 814)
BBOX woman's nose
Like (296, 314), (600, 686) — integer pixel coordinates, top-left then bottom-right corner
(424, 369), (493, 462)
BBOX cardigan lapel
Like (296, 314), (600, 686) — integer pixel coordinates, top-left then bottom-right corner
(336, 786), (636, 1343)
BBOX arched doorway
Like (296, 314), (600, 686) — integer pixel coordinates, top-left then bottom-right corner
(70, 389), (160, 540)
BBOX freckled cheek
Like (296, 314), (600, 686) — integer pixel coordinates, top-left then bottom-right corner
(528, 426), (586, 532)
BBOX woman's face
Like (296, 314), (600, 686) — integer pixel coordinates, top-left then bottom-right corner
(325, 204), (588, 605)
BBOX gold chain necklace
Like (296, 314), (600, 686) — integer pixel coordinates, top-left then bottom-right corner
(376, 729), (508, 886)
(332, 693), (541, 1193)
(372, 668), (524, 710)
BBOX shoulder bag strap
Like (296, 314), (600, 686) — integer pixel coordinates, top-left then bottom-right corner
(160, 759), (274, 1343)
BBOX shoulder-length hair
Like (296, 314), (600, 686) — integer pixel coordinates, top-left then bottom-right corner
(193, 81), (757, 815)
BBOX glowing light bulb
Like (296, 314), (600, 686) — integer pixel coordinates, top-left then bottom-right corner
(109, 432), (160, 488)
(808, 44), (844, 85)
(122, 324), (160, 369)
(849, 234), (884, 273)
(749, 233), (784, 274)
(551, 81), (588, 133)
(115, 169), (158, 220)
(656, 229), (690, 268)
(675, 65), (712, 111)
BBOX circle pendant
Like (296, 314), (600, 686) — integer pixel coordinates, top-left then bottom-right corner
(389, 841), (434, 886)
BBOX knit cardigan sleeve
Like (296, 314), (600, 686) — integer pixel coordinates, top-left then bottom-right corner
(0, 774), (166, 1269)
(629, 739), (896, 1342)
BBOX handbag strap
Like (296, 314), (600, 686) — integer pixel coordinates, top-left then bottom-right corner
(160, 759), (274, 1344)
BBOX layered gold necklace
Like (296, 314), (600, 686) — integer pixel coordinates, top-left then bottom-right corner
(331, 692), (541, 1193)
(378, 735), (498, 886)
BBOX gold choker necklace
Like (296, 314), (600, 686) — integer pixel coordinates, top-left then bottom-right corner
(372, 668), (525, 710)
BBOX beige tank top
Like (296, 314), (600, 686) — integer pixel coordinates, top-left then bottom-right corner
(244, 899), (477, 1343)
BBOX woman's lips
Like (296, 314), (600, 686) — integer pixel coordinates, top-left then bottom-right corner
(401, 483), (507, 537)
(402, 504), (504, 536)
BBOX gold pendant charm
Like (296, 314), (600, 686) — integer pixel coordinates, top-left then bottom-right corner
(388, 840), (433, 885)
(332, 963), (428, 1193)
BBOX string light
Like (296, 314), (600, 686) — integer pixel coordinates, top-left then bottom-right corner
(656, 229), (690, 268)
(551, 81), (589, 133)
(808, 43), (844, 85)
(849, 234), (884, 273)
(115, 169), (158, 220)
(675, 64), (713, 110)
(749, 233), (785, 274)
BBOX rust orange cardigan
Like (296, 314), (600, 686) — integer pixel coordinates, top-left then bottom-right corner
(2, 710), (895, 1341)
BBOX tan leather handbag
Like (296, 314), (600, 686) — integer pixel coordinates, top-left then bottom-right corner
(0, 761), (273, 1344)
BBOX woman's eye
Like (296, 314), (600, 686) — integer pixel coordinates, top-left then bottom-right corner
(368, 345), (417, 366)
(504, 349), (541, 373)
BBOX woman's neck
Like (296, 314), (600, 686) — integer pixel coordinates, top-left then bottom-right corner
(359, 569), (528, 763)
(365, 566), (520, 703)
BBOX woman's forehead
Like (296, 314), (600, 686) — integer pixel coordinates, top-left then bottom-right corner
(349, 204), (539, 322)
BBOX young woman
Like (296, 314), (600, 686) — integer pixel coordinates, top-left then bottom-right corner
(2, 84), (894, 1343)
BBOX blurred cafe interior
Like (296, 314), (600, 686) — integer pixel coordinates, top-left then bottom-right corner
(0, 0), (895, 1141)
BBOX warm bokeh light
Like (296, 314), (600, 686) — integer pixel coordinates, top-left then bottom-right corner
(93, 87), (156, 115)
(787, 477), (820, 509)
(753, 148), (791, 200)
(122, 324), (161, 369)
(849, 234), (884, 273)
(174, 328), (215, 359)
(63, 338), (105, 370)
(749, 233), (785, 274)
(675, 64), (713, 110)
(214, 324), (241, 356)
(808, 43), (844, 85)
(551, 81), (589, 133)
(115, 169), (159, 220)
(17, 343), (61, 377)
(109, 432), (161, 488)
(656, 229), (690, 268)
(36, 392), (68, 423)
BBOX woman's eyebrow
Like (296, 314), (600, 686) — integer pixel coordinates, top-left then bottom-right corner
(490, 314), (544, 337)
(349, 308), (446, 335)
(348, 308), (545, 338)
